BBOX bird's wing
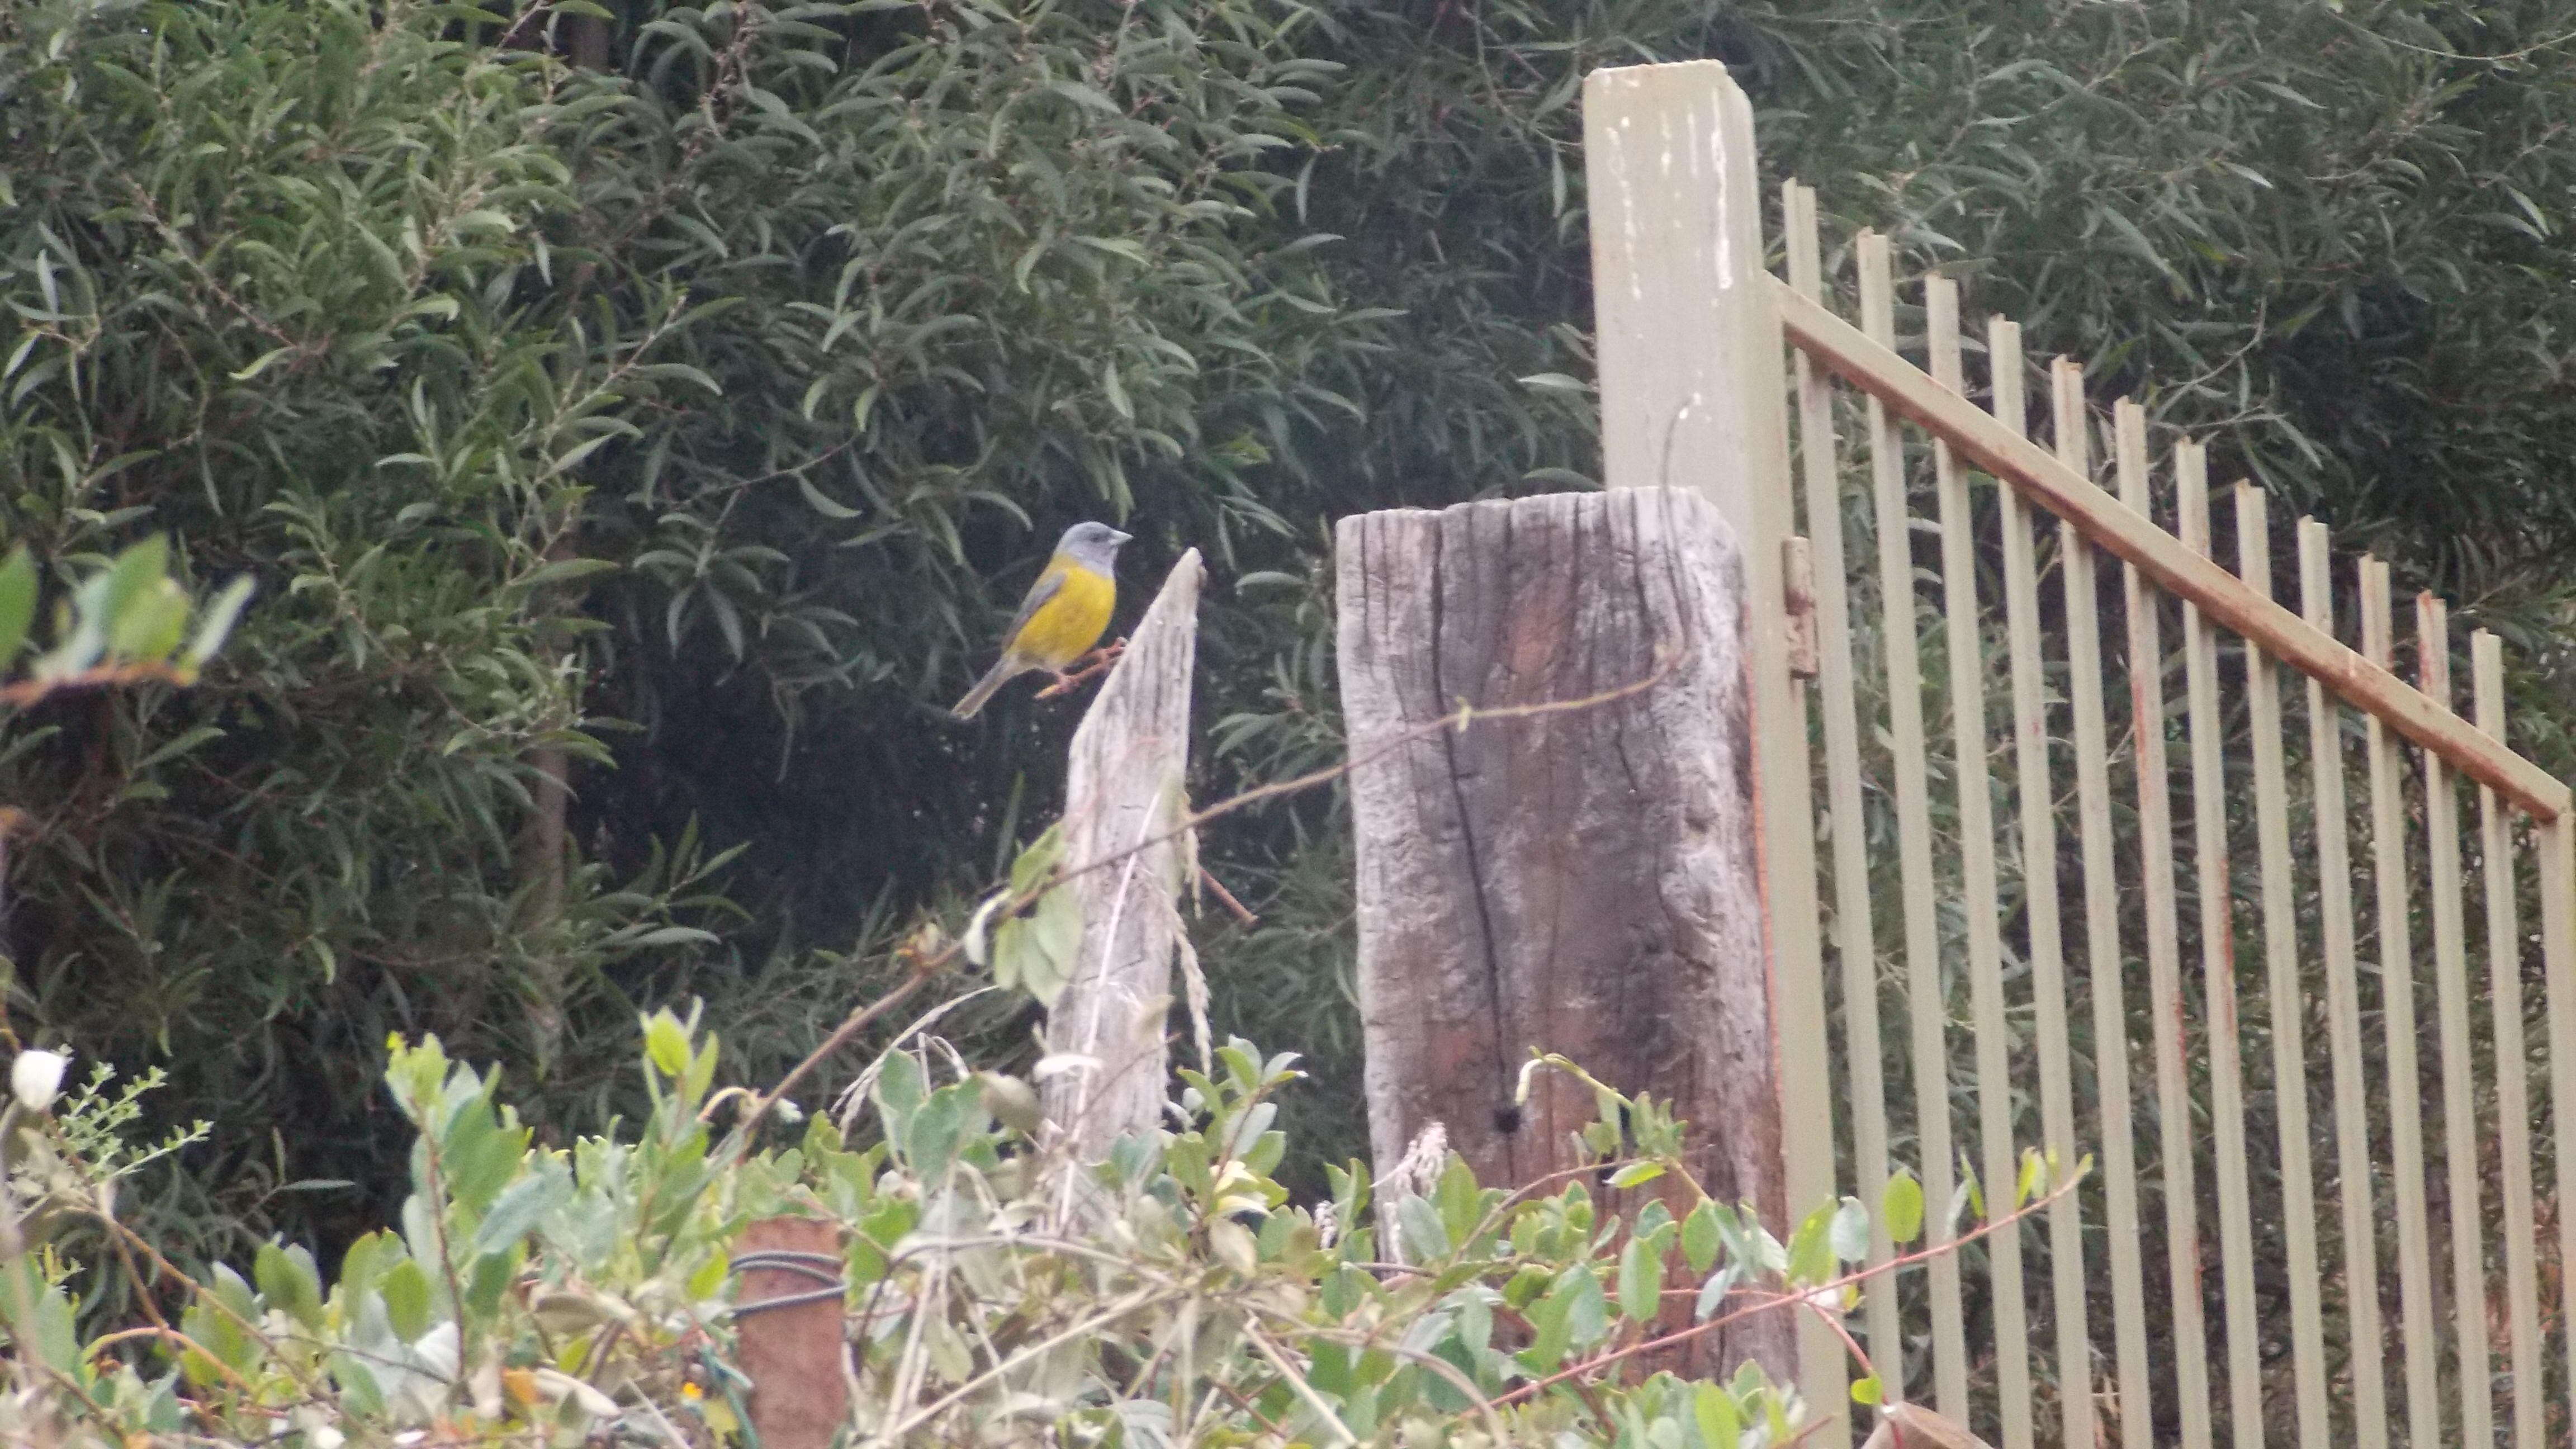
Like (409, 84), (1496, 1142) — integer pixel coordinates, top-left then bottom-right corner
(994, 561), (1068, 659)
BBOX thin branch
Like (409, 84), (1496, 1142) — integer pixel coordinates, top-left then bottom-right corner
(1044, 647), (1687, 913)
(724, 651), (1684, 1143)
(864, 1287), (1177, 1445)
(1243, 1322), (1358, 1447)
(1488, 1169), (2085, 1409)
(1194, 863), (1258, 927)
(0, 662), (199, 709)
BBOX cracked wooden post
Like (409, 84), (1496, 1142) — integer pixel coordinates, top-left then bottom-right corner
(1335, 487), (1788, 1381)
(1040, 550), (1205, 1158)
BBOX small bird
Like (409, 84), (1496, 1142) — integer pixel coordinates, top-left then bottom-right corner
(950, 521), (1133, 721)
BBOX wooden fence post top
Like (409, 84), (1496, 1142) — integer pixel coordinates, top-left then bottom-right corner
(1041, 548), (1204, 1159)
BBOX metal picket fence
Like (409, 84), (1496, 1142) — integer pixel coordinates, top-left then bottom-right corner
(1584, 60), (2576, 1449)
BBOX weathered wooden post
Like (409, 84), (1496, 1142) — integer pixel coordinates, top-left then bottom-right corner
(1040, 550), (1205, 1157)
(732, 1216), (849, 1449)
(1337, 57), (1834, 1402)
(1338, 489), (1788, 1379)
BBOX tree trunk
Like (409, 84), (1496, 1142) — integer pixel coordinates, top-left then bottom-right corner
(1040, 550), (1204, 1159)
(1336, 486), (1789, 1381)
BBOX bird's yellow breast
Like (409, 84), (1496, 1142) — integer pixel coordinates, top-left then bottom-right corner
(1011, 558), (1116, 667)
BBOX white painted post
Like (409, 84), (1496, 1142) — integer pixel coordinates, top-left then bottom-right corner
(1583, 60), (1843, 1432)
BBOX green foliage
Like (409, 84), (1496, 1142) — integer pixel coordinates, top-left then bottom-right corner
(0, 536), (253, 702)
(0, 1010), (2066, 1447)
(6, 0), (2574, 1314)
(2, 0), (743, 1265)
(1741, 1), (2576, 591)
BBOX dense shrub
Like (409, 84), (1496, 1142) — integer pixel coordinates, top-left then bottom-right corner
(0, 1001), (2049, 1447)
(6, 0), (2573, 1281)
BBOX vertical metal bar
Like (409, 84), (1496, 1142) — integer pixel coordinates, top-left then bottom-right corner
(2361, 558), (2441, 1448)
(2233, 485), (2329, 1449)
(2540, 814), (2576, 1437)
(2296, 519), (2389, 1449)
(2087, 396), (2156, 1447)
(2178, 466), (2263, 1449)
(2472, 629), (2545, 1449)
(2418, 592), (2496, 1449)
(1860, 230), (1968, 1420)
(1929, 276), (2030, 1449)
(2006, 334), (2094, 1449)
(2419, 592), (2496, 1449)
(1787, 182), (1901, 1379)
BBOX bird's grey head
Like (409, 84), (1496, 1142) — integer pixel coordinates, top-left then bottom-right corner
(1057, 520), (1133, 572)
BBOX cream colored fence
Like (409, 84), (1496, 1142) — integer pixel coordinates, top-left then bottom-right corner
(1584, 60), (2576, 1449)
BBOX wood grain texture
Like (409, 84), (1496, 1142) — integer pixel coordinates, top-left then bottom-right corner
(1041, 550), (1204, 1157)
(1336, 487), (1787, 1379)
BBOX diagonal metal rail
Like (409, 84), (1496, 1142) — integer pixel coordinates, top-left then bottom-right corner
(1772, 275), (2569, 823)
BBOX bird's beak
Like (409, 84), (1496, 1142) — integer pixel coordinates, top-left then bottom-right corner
(1110, 529), (1133, 545)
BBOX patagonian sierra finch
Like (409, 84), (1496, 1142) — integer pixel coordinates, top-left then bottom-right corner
(950, 521), (1131, 720)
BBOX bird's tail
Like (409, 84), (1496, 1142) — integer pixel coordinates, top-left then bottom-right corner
(950, 657), (1021, 720)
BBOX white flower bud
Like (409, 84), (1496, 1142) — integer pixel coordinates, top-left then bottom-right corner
(11, 1050), (67, 1114)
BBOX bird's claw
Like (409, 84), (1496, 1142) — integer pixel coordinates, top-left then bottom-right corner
(1034, 638), (1127, 699)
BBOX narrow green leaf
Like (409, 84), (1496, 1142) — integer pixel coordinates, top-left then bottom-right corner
(1786, 1202), (1835, 1286)
(228, 345), (299, 381)
(379, 1257), (433, 1342)
(1008, 826), (1064, 894)
(1398, 1194), (1451, 1262)
(1015, 887), (1081, 1006)
(1954, 1166), (1982, 1229)
(1045, 79), (1120, 114)
(1555, 1263), (1608, 1347)
(1692, 1265), (1738, 1323)
(1882, 1170), (1925, 1244)
(1680, 1200), (1722, 1275)
(108, 577), (188, 662)
(183, 576), (255, 669)
(1710, 1200), (1754, 1271)
(642, 1010), (690, 1078)
(0, 546), (36, 667)
(1692, 1382), (1741, 1449)
(131, 725), (224, 773)
(1617, 1233), (1663, 1322)
(97, 536), (168, 632)
(1608, 1159), (1665, 1190)
(520, 558), (619, 590)
(1830, 1196), (1871, 1262)
(1517, 372), (1593, 395)
(797, 476), (864, 520)
(254, 1242), (325, 1330)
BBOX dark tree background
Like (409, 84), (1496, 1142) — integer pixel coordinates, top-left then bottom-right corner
(4, 0), (2574, 1266)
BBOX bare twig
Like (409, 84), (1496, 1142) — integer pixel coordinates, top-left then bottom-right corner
(1194, 864), (1257, 927)
(709, 940), (943, 1139)
(0, 662), (200, 709)
(723, 652), (1685, 1145)
(1488, 1169), (2086, 1409)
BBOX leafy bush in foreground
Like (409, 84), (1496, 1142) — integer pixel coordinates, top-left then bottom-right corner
(0, 1005), (2046, 1446)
